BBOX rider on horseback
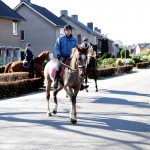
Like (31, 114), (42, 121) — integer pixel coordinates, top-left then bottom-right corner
(54, 25), (88, 90)
(24, 43), (35, 78)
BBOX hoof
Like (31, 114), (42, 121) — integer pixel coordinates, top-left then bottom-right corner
(47, 112), (52, 117)
(86, 89), (88, 92)
(96, 89), (98, 92)
(53, 110), (57, 114)
(69, 118), (77, 124)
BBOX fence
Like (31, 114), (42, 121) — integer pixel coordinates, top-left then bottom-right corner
(0, 46), (21, 66)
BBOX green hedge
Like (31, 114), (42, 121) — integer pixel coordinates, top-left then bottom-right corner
(0, 66), (5, 73)
(97, 65), (133, 77)
(0, 78), (43, 98)
(0, 72), (29, 82)
(136, 62), (149, 69)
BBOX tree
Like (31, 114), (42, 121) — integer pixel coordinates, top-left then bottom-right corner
(101, 35), (109, 56)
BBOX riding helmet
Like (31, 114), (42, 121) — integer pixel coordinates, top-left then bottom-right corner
(64, 24), (72, 31)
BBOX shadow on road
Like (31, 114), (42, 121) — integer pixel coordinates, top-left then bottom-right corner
(0, 110), (150, 150)
(101, 89), (150, 97)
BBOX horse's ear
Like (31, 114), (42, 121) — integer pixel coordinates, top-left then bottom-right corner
(76, 46), (82, 52)
(90, 43), (94, 46)
(46, 51), (49, 54)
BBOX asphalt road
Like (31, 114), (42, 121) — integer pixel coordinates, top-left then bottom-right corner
(0, 68), (150, 150)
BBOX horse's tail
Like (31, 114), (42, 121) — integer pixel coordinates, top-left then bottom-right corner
(4, 62), (12, 73)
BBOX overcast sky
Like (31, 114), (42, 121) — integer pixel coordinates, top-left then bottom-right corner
(2, 0), (150, 45)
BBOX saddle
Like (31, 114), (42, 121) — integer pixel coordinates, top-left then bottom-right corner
(50, 58), (69, 79)
(23, 60), (30, 68)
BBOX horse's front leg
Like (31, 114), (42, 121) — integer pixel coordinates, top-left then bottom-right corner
(70, 95), (77, 124)
(64, 87), (77, 124)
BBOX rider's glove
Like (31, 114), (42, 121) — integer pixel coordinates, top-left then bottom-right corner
(57, 55), (61, 60)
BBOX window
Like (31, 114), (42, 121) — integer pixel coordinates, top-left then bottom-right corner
(13, 21), (18, 35)
(21, 30), (25, 41)
(60, 28), (64, 35)
(77, 34), (81, 44)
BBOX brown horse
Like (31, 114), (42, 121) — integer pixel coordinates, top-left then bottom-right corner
(4, 51), (50, 78)
(85, 43), (98, 92)
(44, 46), (88, 124)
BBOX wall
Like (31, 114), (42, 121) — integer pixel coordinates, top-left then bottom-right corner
(16, 4), (57, 56)
(60, 16), (97, 45)
(0, 18), (20, 47)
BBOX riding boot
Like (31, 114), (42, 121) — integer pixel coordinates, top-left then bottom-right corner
(53, 70), (60, 89)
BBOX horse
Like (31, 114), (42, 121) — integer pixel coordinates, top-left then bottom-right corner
(4, 51), (50, 78)
(85, 43), (98, 92)
(44, 46), (88, 124)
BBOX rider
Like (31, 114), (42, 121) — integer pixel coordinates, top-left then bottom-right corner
(81, 37), (91, 48)
(54, 24), (88, 90)
(24, 43), (35, 78)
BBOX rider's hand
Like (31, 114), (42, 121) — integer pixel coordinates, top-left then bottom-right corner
(57, 55), (61, 60)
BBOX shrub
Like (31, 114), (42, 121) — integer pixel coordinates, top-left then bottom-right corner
(140, 56), (148, 62)
(97, 65), (133, 77)
(139, 49), (150, 56)
(136, 62), (149, 69)
(148, 55), (150, 62)
(0, 66), (5, 73)
(0, 78), (43, 98)
(0, 72), (28, 82)
(120, 50), (130, 58)
(132, 56), (140, 63)
(21, 49), (25, 60)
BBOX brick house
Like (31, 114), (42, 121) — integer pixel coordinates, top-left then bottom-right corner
(0, 0), (24, 47)
(14, 0), (67, 56)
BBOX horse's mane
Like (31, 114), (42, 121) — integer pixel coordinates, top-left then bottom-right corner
(37, 51), (46, 58)
(70, 47), (77, 58)
(70, 46), (88, 58)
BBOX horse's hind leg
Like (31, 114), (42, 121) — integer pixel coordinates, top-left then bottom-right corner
(85, 71), (88, 92)
(94, 70), (98, 92)
(53, 84), (63, 114)
(45, 76), (52, 116)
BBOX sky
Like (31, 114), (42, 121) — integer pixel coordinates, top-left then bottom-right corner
(2, 0), (150, 45)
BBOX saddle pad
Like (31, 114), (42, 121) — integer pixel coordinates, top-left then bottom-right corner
(50, 58), (69, 79)
(23, 60), (30, 68)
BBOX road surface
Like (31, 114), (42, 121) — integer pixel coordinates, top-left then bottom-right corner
(0, 68), (150, 150)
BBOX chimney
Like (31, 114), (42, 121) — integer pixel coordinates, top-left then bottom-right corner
(71, 15), (78, 20)
(60, 10), (68, 16)
(94, 27), (98, 32)
(87, 22), (93, 30)
(21, 0), (30, 3)
(94, 27), (101, 34)
(98, 29), (101, 34)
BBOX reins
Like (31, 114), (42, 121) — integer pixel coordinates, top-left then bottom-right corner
(61, 62), (78, 72)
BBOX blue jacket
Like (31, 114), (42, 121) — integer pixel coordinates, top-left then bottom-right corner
(25, 48), (34, 61)
(55, 34), (78, 58)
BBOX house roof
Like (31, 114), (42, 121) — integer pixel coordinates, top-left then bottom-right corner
(15, 2), (66, 27)
(144, 44), (150, 49)
(61, 14), (100, 36)
(138, 43), (150, 50)
(0, 1), (24, 20)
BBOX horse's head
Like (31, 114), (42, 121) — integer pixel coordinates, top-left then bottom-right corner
(42, 51), (50, 61)
(90, 43), (97, 52)
(71, 46), (88, 76)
